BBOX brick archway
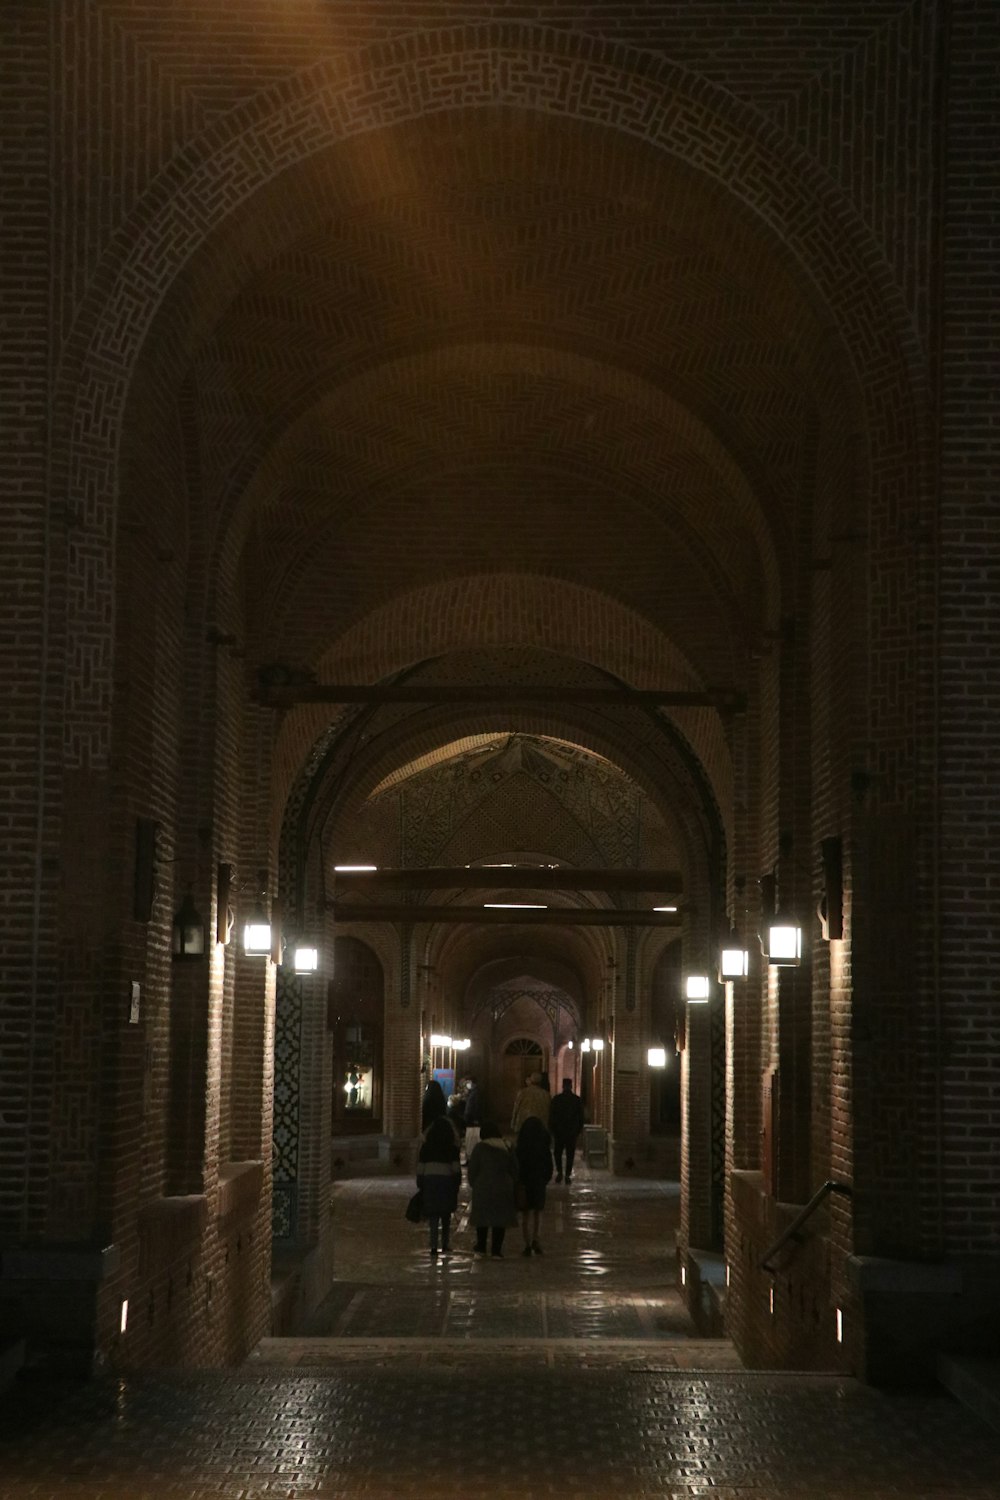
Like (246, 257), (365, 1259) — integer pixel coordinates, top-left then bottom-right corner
(54, 23), (926, 769)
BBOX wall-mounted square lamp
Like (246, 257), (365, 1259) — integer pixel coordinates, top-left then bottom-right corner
(293, 945), (319, 974)
(719, 945), (749, 980)
(647, 1046), (667, 1068)
(763, 922), (802, 965)
(685, 974), (711, 1003)
(172, 890), (206, 960)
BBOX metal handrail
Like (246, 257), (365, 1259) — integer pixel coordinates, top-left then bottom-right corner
(759, 1179), (852, 1275)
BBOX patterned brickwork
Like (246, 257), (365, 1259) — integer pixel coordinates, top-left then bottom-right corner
(4, 1), (993, 1384)
(0, 5), (57, 1244)
(935, 1), (1000, 1253)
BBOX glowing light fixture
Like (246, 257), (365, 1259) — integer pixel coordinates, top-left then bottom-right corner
(685, 974), (711, 1002)
(483, 902), (547, 909)
(647, 1047), (667, 1068)
(765, 921), (802, 965)
(293, 945), (319, 974)
(120, 1298), (129, 1334)
(429, 1033), (452, 1048)
(334, 864), (378, 872)
(243, 917), (272, 956)
(580, 1039), (592, 1053)
(719, 945), (750, 980)
(653, 905), (678, 912)
(835, 1307), (844, 1344)
(453, 1038), (471, 1051)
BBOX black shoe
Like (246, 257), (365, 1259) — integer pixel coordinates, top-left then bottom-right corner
(565, 1174), (572, 1183)
(555, 1172), (563, 1183)
(531, 1241), (543, 1255)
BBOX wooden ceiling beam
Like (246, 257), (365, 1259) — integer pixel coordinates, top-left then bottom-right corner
(330, 866), (684, 893)
(327, 903), (682, 927)
(255, 680), (745, 711)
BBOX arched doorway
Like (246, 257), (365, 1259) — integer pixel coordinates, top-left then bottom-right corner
(497, 1037), (546, 1129)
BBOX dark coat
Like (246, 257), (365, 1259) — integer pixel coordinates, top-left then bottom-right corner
(515, 1118), (554, 1212)
(416, 1125), (461, 1216)
(549, 1088), (585, 1140)
(467, 1138), (519, 1227)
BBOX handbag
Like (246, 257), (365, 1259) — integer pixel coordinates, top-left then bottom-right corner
(405, 1190), (424, 1223)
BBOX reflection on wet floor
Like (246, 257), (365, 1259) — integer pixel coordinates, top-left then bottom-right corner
(255, 1164), (738, 1370)
(4, 1167), (1000, 1497)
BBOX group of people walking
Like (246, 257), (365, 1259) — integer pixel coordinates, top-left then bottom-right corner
(416, 1072), (586, 1259)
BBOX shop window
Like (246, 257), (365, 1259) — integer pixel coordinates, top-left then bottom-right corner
(329, 937), (384, 1133)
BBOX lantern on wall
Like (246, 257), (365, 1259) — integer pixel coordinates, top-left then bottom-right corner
(171, 890), (206, 959)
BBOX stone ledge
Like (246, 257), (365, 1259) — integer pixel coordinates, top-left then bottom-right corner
(0, 1241), (120, 1282)
(217, 1160), (263, 1223)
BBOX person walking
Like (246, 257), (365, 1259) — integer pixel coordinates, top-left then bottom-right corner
(463, 1076), (482, 1159)
(515, 1115), (554, 1255)
(416, 1115), (461, 1258)
(549, 1077), (585, 1183)
(511, 1070), (551, 1133)
(466, 1122), (519, 1258)
(421, 1078), (450, 1132)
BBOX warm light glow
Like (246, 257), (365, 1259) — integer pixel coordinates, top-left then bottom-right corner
(581, 1039), (591, 1053)
(836, 1308), (844, 1343)
(720, 946), (750, 978)
(726, 1264), (731, 1288)
(334, 864), (378, 872)
(653, 905), (678, 912)
(686, 974), (711, 1002)
(591, 1037), (605, 1052)
(243, 921), (271, 955)
(120, 1298), (129, 1334)
(680, 1265), (686, 1286)
(647, 1047), (667, 1068)
(567, 1039), (574, 1049)
(767, 923), (802, 963)
(293, 945), (319, 973)
(453, 1038), (471, 1050)
(429, 1033), (452, 1048)
(769, 1286), (775, 1315)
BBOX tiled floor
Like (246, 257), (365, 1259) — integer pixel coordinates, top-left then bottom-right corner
(2, 1166), (999, 1498)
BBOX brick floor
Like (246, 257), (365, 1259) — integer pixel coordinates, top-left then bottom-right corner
(2, 1170), (998, 1497)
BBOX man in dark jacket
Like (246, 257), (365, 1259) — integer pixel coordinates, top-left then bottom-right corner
(549, 1078), (585, 1183)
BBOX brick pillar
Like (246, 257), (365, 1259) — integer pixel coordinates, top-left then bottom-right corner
(231, 950), (275, 1167)
(682, 1002), (715, 1249)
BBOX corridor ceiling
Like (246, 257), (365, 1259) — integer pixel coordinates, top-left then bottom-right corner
(125, 101), (857, 926)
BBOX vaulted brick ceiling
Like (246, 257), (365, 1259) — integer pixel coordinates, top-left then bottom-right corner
(181, 115), (835, 682)
(130, 107), (855, 853)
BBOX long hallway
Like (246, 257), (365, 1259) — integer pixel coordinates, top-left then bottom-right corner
(2, 1169), (999, 1499)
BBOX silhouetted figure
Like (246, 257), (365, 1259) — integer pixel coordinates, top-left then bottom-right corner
(467, 1122), (519, 1258)
(515, 1115), (554, 1255)
(549, 1078), (585, 1183)
(511, 1071), (551, 1133)
(421, 1078), (449, 1132)
(417, 1115), (461, 1258)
